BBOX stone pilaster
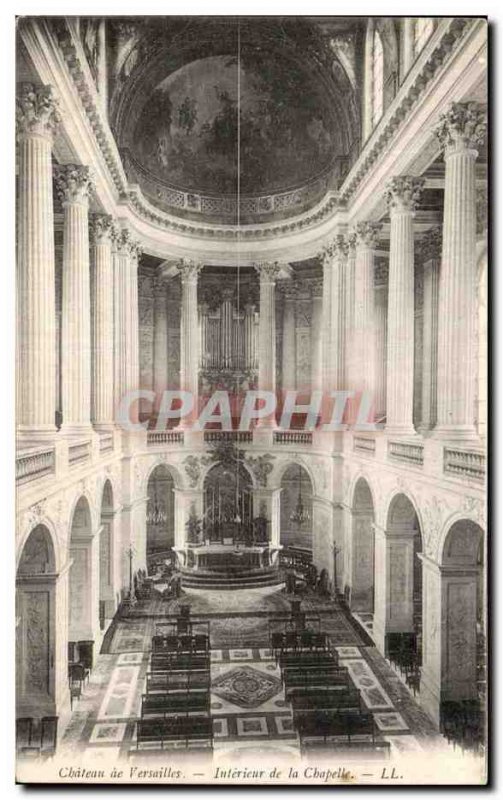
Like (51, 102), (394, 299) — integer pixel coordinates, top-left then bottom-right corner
(353, 222), (382, 420)
(153, 276), (169, 405)
(373, 524), (415, 655)
(281, 283), (297, 392)
(114, 229), (142, 425)
(179, 259), (203, 424)
(56, 164), (94, 437)
(90, 215), (117, 429)
(434, 102), (486, 439)
(384, 176), (424, 435)
(244, 303), (257, 371)
(417, 228), (442, 433)
(255, 262), (281, 427)
(16, 83), (61, 440)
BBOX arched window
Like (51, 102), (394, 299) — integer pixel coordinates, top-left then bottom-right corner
(414, 18), (434, 57)
(371, 28), (384, 128)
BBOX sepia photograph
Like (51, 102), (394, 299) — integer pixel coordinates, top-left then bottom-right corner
(14, 12), (488, 786)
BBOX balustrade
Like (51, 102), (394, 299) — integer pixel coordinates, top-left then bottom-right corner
(16, 447), (55, 483)
(147, 431), (184, 447)
(388, 440), (424, 466)
(273, 431), (313, 446)
(444, 447), (485, 481)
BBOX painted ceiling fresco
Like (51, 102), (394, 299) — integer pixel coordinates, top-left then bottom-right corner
(133, 54), (339, 195)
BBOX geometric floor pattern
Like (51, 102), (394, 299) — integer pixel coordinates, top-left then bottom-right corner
(61, 588), (443, 760)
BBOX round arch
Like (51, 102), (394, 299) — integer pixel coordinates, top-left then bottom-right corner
(273, 456), (318, 496)
(98, 479), (119, 622)
(146, 463), (176, 566)
(143, 458), (183, 494)
(203, 461), (254, 543)
(279, 463), (314, 551)
(348, 476), (375, 614)
(16, 525), (58, 711)
(68, 495), (97, 668)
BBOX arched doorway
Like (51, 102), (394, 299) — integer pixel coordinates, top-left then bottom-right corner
(203, 462), (253, 543)
(421, 519), (484, 745)
(349, 478), (375, 617)
(68, 496), (97, 670)
(16, 525), (57, 716)
(280, 464), (313, 552)
(146, 465), (175, 569)
(374, 493), (423, 676)
(99, 480), (117, 626)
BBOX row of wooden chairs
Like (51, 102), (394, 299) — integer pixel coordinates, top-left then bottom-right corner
(151, 633), (210, 654)
(141, 690), (210, 719)
(296, 710), (376, 742)
(135, 715), (213, 750)
(283, 665), (350, 692)
(150, 651), (210, 673)
(279, 650), (337, 673)
(145, 668), (211, 694)
(291, 686), (362, 714)
(271, 629), (329, 658)
(16, 717), (58, 758)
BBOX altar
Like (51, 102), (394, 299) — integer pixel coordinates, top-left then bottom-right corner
(174, 543), (283, 590)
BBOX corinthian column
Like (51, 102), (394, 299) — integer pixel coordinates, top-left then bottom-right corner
(281, 283), (297, 392)
(127, 236), (142, 424)
(16, 83), (61, 440)
(114, 229), (141, 425)
(434, 102), (486, 439)
(330, 234), (347, 391)
(344, 232), (357, 407)
(56, 165), (94, 437)
(417, 228), (442, 433)
(179, 259), (203, 424)
(153, 276), (169, 406)
(320, 244), (333, 398)
(91, 215), (116, 429)
(384, 177), (424, 435)
(353, 222), (382, 420)
(255, 262), (281, 426)
(310, 280), (323, 393)
(374, 261), (388, 422)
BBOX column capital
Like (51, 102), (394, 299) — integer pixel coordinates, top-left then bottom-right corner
(415, 226), (443, 263)
(346, 230), (358, 253)
(90, 214), (118, 245)
(384, 176), (424, 215)
(354, 220), (382, 249)
(323, 233), (349, 263)
(178, 259), (204, 283)
(117, 229), (142, 260)
(309, 278), (324, 299)
(55, 164), (94, 205)
(435, 101), (487, 155)
(254, 261), (281, 283)
(16, 83), (61, 140)
(278, 280), (298, 301)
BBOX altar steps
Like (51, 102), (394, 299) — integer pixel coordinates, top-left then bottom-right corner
(180, 567), (284, 590)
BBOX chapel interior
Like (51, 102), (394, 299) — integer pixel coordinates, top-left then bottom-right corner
(15, 16), (487, 769)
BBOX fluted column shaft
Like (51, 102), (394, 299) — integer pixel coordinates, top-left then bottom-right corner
(179, 260), (203, 422)
(255, 262), (281, 427)
(374, 282), (388, 421)
(434, 103), (486, 438)
(244, 304), (256, 370)
(153, 278), (169, 400)
(344, 235), (357, 399)
(91, 215), (116, 428)
(418, 230), (442, 432)
(320, 251), (332, 397)
(330, 236), (347, 391)
(353, 223), (382, 420)
(385, 177), (424, 434)
(310, 284), (323, 393)
(281, 288), (297, 392)
(16, 84), (60, 439)
(57, 165), (94, 436)
(128, 247), (141, 424)
(114, 237), (128, 412)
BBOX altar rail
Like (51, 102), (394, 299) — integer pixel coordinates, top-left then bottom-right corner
(444, 447), (486, 482)
(16, 447), (56, 483)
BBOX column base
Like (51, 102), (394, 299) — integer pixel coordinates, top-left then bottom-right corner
(385, 424), (418, 437)
(17, 425), (58, 444)
(59, 423), (95, 439)
(431, 424), (479, 441)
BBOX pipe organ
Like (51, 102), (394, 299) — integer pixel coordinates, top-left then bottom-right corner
(199, 289), (259, 390)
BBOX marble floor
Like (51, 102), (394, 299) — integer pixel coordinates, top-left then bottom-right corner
(60, 587), (448, 763)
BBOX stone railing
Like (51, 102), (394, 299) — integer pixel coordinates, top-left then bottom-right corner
(444, 447), (486, 482)
(147, 431), (184, 447)
(16, 447), (56, 483)
(204, 431), (253, 444)
(353, 436), (376, 455)
(99, 433), (114, 453)
(273, 431), (313, 446)
(68, 440), (92, 465)
(388, 441), (424, 466)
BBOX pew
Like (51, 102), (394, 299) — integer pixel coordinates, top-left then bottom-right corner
(290, 687), (362, 713)
(136, 715), (213, 750)
(283, 666), (349, 690)
(145, 669), (211, 694)
(149, 652), (210, 673)
(296, 710), (376, 741)
(279, 652), (337, 673)
(141, 691), (210, 718)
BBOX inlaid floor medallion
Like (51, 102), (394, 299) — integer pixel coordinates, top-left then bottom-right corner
(211, 665), (282, 708)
